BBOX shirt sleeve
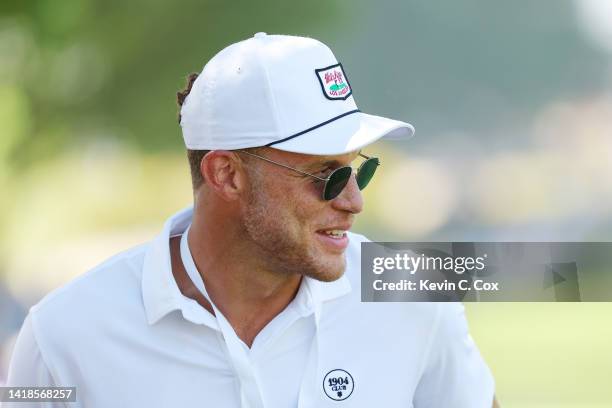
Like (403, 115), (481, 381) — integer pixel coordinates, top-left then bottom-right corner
(2, 313), (65, 408)
(413, 303), (495, 408)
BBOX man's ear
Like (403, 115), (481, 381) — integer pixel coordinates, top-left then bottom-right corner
(200, 151), (248, 201)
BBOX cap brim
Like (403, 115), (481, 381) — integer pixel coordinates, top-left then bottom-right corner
(269, 112), (415, 155)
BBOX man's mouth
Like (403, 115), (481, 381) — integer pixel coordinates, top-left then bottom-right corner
(320, 229), (347, 239)
(315, 225), (351, 251)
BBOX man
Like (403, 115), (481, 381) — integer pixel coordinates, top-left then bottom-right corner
(5, 33), (498, 407)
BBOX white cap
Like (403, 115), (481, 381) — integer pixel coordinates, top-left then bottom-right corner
(180, 33), (415, 155)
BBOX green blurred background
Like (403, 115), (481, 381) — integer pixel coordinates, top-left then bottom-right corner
(1, 0), (611, 406)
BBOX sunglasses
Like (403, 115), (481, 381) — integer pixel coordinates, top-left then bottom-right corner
(236, 150), (380, 200)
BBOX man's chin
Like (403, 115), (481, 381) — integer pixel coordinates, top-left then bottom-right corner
(306, 253), (346, 282)
(313, 269), (345, 282)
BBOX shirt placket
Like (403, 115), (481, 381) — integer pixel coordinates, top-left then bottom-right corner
(296, 279), (322, 408)
(180, 227), (266, 408)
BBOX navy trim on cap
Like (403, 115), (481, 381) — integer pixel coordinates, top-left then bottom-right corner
(266, 109), (361, 147)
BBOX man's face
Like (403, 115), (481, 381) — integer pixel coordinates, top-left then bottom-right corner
(240, 148), (364, 282)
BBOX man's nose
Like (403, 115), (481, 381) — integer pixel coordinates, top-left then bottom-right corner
(331, 173), (364, 214)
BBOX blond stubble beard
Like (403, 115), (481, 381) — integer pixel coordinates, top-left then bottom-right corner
(241, 176), (345, 282)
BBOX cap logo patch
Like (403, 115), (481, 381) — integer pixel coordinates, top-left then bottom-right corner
(315, 63), (352, 101)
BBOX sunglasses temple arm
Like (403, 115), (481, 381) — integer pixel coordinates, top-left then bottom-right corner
(236, 150), (328, 182)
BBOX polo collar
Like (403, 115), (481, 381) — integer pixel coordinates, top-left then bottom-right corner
(141, 206), (352, 326)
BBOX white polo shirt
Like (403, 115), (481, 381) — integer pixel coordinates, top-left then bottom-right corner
(5, 207), (495, 407)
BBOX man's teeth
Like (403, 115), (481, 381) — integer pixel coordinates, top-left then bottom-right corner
(324, 230), (346, 237)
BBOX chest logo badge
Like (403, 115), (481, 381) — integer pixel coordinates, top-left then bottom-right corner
(323, 369), (354, 401)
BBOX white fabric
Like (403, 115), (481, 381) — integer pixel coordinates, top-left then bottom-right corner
(270, 111), (414, 155)
(179, 226), (325, 408)
(5, 207), (494, 407)
(2, 315), (57, 408)
(179, 33), (414, 154)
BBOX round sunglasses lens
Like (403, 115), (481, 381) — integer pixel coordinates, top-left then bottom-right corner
(324, 167), (352, 200)
(356, 158), (379, 190)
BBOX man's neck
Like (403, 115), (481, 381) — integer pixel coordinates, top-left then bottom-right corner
(169, 220), (303, 348)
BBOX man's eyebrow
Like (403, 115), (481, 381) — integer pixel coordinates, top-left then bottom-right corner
(304, 159), (343, 171)
(303, 150), (363, 171)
